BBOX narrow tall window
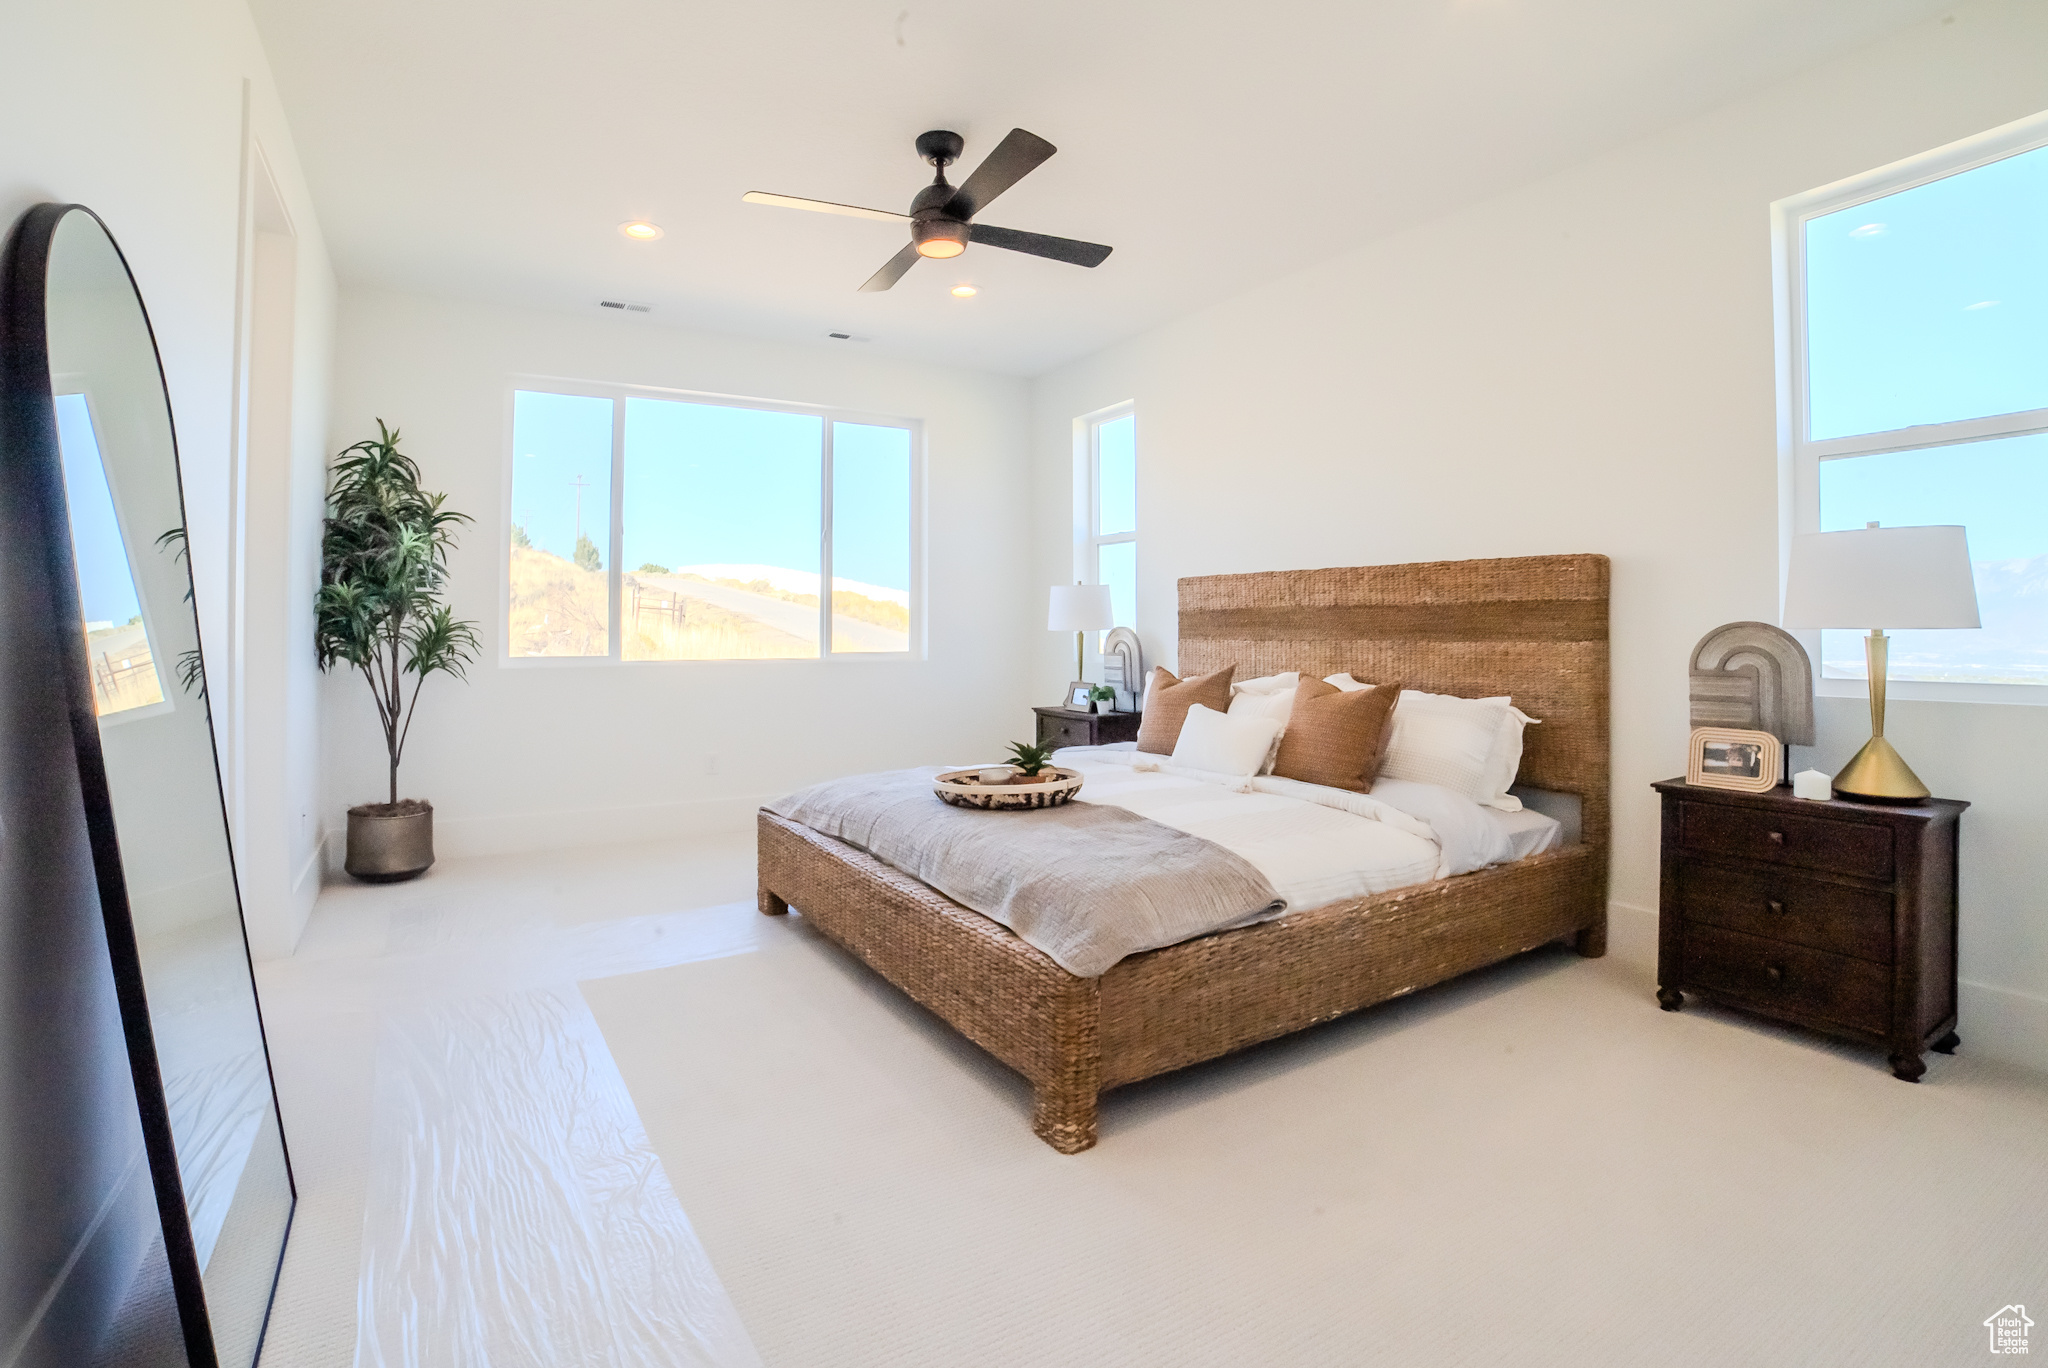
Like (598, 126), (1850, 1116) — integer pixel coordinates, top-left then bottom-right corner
(509, 390), (613, 658)
(829, 422), (914, 654)
(507, 385), (918, 663)
(1784, 128), (2048, 690)
(1088, 406), (1137, 645)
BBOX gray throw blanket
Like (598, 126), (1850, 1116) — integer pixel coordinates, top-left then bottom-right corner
(767, 768), (1283, 977)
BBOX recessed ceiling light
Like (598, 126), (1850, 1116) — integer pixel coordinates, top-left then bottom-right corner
(951, 284), (977, 298)
(619, 220), (664, 240)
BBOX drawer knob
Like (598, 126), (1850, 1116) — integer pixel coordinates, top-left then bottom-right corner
(1766, 900), (1785, 916)
(1765, 965), (1785, 985)
(1767, 831), (1785, 845)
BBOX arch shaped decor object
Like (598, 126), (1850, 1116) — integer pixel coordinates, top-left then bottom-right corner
(1102, 626), (1143, 709)
(1690, 621), (1815, 747)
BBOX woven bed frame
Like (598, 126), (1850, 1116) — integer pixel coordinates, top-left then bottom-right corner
(758, 554), (1610, 1152)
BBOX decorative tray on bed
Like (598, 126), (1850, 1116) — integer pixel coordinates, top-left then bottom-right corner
(932, 767), (1084, 811)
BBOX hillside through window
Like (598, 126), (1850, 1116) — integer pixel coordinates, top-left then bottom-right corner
(508, 387), (918, 662)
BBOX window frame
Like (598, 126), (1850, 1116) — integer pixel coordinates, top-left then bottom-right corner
(1077, 400), (1136, 651)
(1773, 109), (2048, 707)
(500, 375), (924, 667)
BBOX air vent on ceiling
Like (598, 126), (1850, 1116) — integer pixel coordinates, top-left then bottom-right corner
(599, 300), (652, 312)
(826, 331), (873, 342)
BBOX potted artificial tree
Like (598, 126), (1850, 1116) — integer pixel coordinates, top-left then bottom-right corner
(316, 421), (478, 882)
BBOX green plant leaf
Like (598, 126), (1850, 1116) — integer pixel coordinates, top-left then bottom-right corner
(1004, 739), (1056, 775)
(315, 420), (479, 802)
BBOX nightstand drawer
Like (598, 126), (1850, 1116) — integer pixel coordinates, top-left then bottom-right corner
(1678, 802), (1893, 882)
(1037, 714), (1093, 750)
(1681, 924), (1890, 1035)
(1676, 860), (1893, 964)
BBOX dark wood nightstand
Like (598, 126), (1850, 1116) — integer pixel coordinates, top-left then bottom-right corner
(1652, 778), (1966, 1081)
(1033, 706), (1142, 750)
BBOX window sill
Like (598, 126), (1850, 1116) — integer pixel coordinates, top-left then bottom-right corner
(1815, 676), (2048, 707)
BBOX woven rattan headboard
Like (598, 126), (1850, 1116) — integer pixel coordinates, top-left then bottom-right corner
(1177, 554), (1610, 854)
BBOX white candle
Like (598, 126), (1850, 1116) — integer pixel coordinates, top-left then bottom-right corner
(978, 767), (1014, 785)
(1792, 769), (1832, 801)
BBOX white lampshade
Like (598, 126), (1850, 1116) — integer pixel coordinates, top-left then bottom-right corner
(1782, 525), (1980, 630)
(1048, 583), (1114, 633)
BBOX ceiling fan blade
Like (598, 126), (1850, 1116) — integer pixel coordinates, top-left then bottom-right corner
(968, 223), (1112, 268)
(944, 129), (1056, 221)
(743, 191), (910, 224)
(859, 242), (922, 292)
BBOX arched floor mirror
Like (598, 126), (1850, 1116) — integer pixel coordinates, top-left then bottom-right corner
(1, 203), (295, 1367)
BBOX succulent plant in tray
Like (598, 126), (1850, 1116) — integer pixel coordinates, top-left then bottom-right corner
(1005, 740), (1058, 782)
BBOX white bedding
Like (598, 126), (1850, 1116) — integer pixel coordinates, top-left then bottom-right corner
(1054, 743), (1563, 919)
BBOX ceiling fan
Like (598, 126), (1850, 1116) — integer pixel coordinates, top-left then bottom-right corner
(743, 129), (1113, 292)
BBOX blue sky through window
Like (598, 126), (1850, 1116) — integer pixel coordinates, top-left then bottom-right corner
(55, 392), (143, 627)
(1097, 414), (1135, 536)
(623, 398), (821, 576)
(511, 391), (611, 563)
(1807, 143), (2048, 440)
(831, 422), (910, 593)
(1806, 141), (2048, 685)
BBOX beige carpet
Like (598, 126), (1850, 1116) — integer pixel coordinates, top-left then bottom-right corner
(586, 915), (2048, 1367)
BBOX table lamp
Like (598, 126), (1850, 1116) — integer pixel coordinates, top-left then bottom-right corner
(1048, 583), (1114, 687)
(1781, 523), (1979, 801)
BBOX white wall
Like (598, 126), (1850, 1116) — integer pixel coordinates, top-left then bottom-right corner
(231, 163), (336, 961)
(1030, 0), (2048, 1072)
(324, 287), (1035, 858)
(0, 0), (334, 1358)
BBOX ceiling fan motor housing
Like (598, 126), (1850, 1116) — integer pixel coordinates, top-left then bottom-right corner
(909, 177), (969, 257)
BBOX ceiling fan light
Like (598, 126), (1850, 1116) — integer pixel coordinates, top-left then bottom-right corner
(913, 217), (970, 260)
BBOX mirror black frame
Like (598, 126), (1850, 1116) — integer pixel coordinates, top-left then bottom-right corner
(0, 202), (296, 1368)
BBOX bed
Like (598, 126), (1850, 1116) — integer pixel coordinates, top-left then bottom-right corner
(757, 554), (1610, 1152)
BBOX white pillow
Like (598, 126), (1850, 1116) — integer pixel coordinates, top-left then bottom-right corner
(1170, 703), (1283, 779)
(1227, 672), (1299, 773)
(1377, 690), (1538, 811)
(1232, 670), (1301, 697)
(1324, 672), (1369, 691)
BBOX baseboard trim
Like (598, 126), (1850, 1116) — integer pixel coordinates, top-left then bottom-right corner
(1604, 898), (1659, 969)
(1956, 978), (2048, 1075)
(1605, 899), (2046, 1076)
(292, 837), (323, 902)
(423, 793), (773, 861)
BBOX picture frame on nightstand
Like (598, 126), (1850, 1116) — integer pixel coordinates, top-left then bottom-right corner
(1686, 726), (1782, 793)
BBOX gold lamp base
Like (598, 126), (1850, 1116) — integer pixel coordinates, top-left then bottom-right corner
(1831, 734), (1929, 802)
(1832, 628), (1931, 804)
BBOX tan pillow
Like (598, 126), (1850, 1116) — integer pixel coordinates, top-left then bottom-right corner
(1135, 665), (1236, 754)
(1271, 677), (1401, 792)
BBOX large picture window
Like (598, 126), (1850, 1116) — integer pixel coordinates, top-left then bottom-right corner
(507, 384), (918, 662)
(1085, 404), (1136, 645)
(1780, 118), (2048, 695)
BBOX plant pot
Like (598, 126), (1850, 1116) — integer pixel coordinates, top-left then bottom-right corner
(345, 800), (434, 882)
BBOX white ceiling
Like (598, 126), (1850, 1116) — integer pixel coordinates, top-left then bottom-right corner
(249, 0), (1951, 376)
